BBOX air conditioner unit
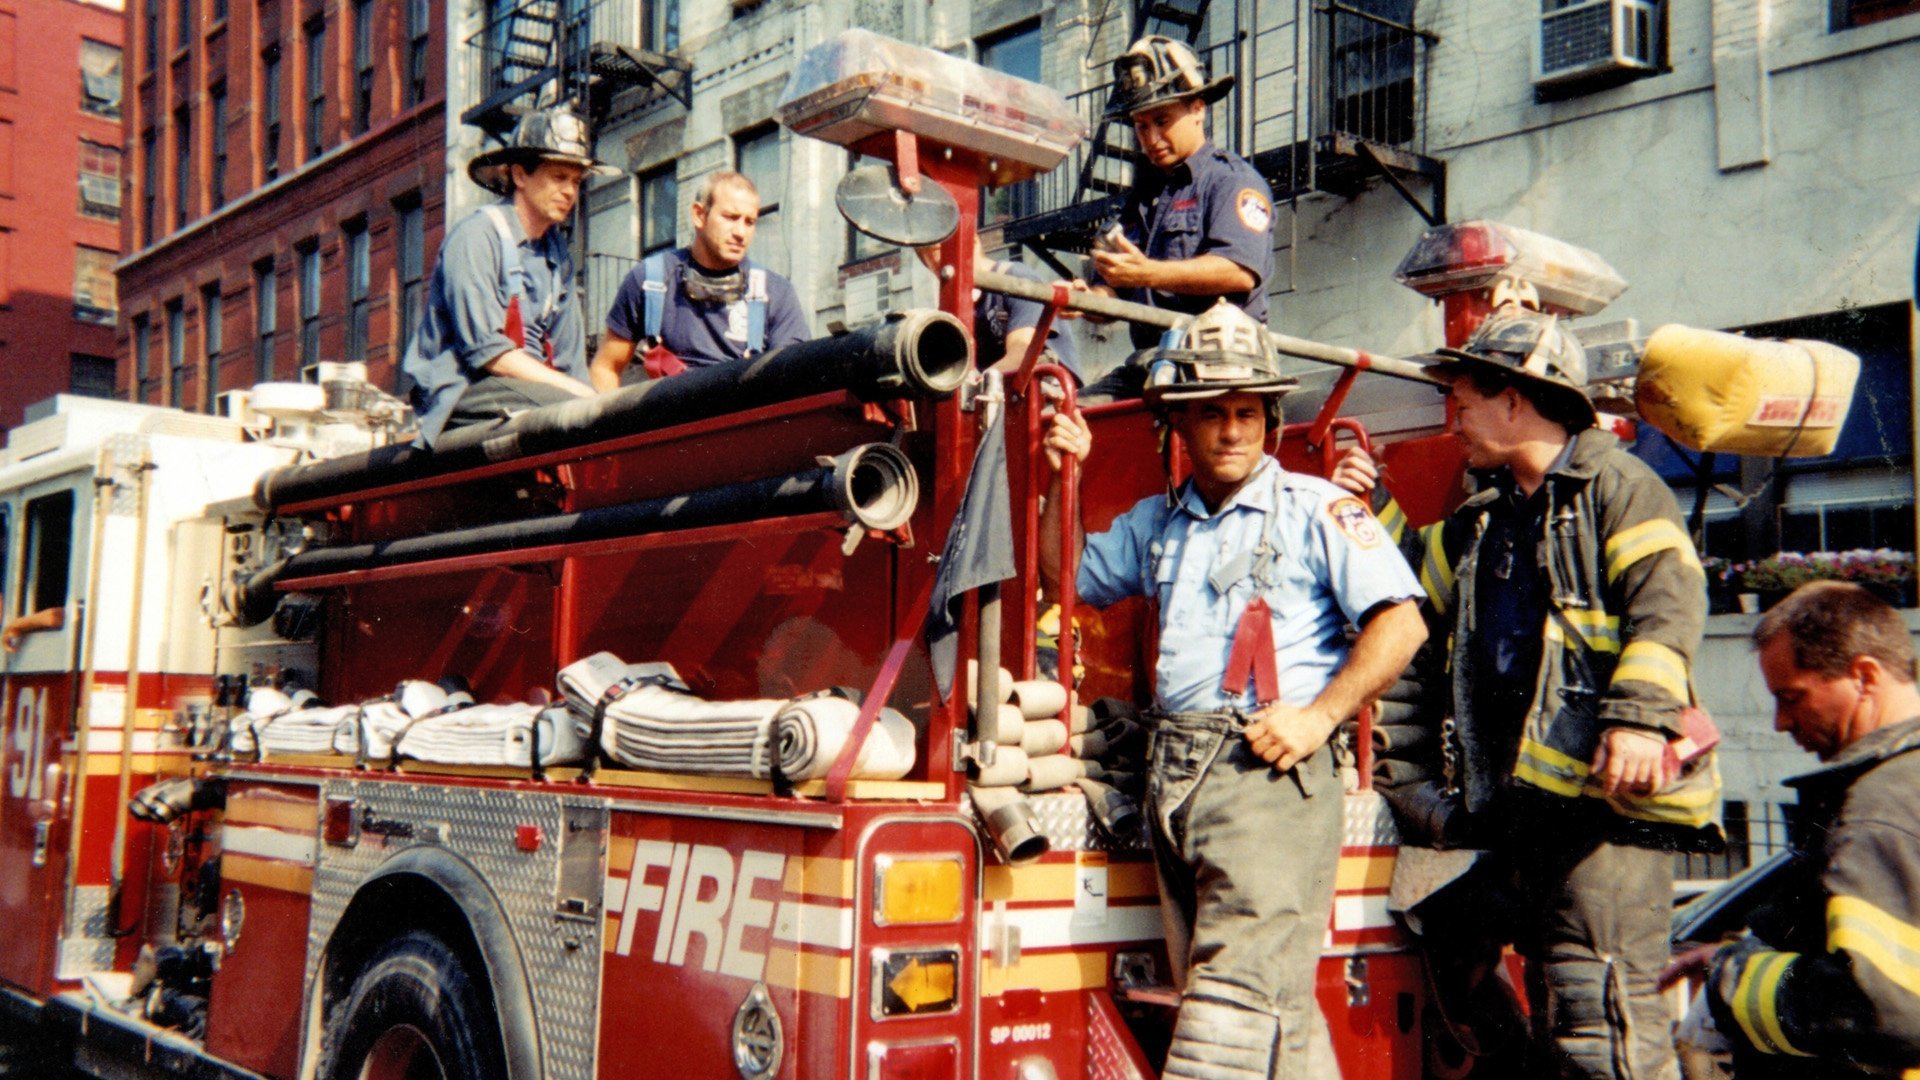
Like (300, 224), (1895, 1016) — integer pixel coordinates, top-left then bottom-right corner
(1533, 0), (1659, 89)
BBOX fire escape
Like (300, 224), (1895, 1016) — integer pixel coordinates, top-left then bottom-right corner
(461, 0), (692, 137)
(1001, 0), (1446, 285)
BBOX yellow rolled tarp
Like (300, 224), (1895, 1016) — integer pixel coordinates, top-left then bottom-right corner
(1634, 324), (1860, 458)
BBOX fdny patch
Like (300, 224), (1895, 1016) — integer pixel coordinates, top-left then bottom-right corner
(1326, 498), (1382, 549)
(1236, 188), (1273, 233)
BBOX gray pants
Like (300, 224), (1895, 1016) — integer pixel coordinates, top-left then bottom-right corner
(447, 374), (579, 431)
(1147, 713), (1342, 1080)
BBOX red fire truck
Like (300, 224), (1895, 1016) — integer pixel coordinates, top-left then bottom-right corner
(0, 30), (1857, 1080)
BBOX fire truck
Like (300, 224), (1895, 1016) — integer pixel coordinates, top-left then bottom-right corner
(0, 30), (1860, 1080)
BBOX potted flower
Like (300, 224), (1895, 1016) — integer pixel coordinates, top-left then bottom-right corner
(1738, 550), (1918, 609)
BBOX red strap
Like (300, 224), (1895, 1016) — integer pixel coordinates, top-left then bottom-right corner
(643, 343), (687, 379)
(503, 296), (527, 350)
(1221, 597), (1279, 704)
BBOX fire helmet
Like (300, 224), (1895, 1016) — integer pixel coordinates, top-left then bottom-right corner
(1143, 300), (1296, 423)
(468, 106), (617, 196)
(1428, 306), (1597, 429)
(1106, 36), (1234, 119)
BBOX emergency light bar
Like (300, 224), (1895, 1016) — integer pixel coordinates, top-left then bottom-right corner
(1394, 220), (1628, 316)
(776, 29), (1085, 185)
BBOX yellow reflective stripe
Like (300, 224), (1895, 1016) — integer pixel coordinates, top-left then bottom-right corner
(1419, 524), (1454, 615)
(1829, 894), (1920, 1003)
(1730, 949), (1812, 1056)
(1377, 499), (1408, 546)
(1614, 639), (1689, 702)
(1560, 609), (1622, 654)
(1514, 737), (1588, 797)
(1516, 736), (1720, 827)
(1604, 518), (1703, 583)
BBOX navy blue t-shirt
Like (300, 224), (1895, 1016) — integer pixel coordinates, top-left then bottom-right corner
(977, 260), (1084, 384)
(605, 248), (810, 368)
(1093, 142), (1276, 348)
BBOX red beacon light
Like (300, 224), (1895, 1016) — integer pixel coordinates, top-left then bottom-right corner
(1394, 220), (1629, 346)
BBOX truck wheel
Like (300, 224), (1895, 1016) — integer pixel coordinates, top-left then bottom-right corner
(321, 930), (507, 1080)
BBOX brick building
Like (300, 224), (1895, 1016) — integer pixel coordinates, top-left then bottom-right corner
(117, 0), (447, 408)
(0, 0), (126, 432)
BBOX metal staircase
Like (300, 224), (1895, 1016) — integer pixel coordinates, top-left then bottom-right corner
(461, 0), (691, 136)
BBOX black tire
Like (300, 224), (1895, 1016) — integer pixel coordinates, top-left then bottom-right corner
(320, 930), (508, 1080)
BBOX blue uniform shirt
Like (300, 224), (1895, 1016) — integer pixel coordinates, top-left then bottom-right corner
(1093, 142), (1276, 349)
(1078, 457), (1422, 712)
(404, 201), (587, 446)
(977, 260), (1084, 384)
(604, 248), (811, 368)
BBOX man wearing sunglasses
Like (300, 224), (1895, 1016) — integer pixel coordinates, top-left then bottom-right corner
(591, 171), (810, 387)
(1040, 301), (1426, 1080)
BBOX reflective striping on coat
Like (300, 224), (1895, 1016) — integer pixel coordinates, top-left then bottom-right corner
(1513, 736), (1721, 827)
(1603, 518), (1703, 584)
(1547, 608), (1622, 654)
(1613, 639), (1690, 701)
(1376, 498), (1408, 547)
(1418, 524), (1455, 616)
(1828, 894), (1920, 1002)
(1730, 949), (1813, 1057)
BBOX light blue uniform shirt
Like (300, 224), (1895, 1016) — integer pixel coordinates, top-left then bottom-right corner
(1078, 457), (1423, 713)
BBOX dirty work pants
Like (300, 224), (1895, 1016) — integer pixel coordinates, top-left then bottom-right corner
(1438, 798), (1679, 1080)
(447, 374), (578, 431)
(1148, 712), (1342, 1080)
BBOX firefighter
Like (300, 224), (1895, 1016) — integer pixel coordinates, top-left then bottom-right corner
(1083, 36), (1275, 350)
(589, 171), (810, 388)
(1039, 301), (1427, 1080)
(1391, 304), (1717, 1079)
(913, 236), (1084, 384)
(1704, 581), (1920, 1078)
(404, 106), (608, 447)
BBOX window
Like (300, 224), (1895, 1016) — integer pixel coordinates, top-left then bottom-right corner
(80, 39), (121, 118)
(78, 139), (122, 221)
(733, 125), (785, 274)
(141, 127), (158, 242)
(344, 219), (369, 361)
(20, 490), (74, 619)
(174, 105), (192, 226)
(352, 0), (373, 135)
(73, 247), (116, 325)
(207, 84), (228, 210)
(845, 152), (888, 263)
(262, 45), (282, 181)
(977, 21), (1041, 225)
(298, 240), (321, 368)
(134, 313), (152, 398)
(70, 354), (117, 399)
(643, 0), (678, 52)
(202, 283), (223, 411)
(143, 0), (158, 69)
(640, 167), (676, 257)
(254, 259), (277, 381)
(176, 0), (194, 51)
(1833, 0), (1920, 29)
(167, 299), (186, 405)
(212, 0), (226, 24)
(1327, 0), (1417, 144)
(404, 0), (429, 106)
(395, 197), (424, 379)
(305, 18), (327, 160)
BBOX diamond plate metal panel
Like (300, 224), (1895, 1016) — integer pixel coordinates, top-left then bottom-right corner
(1024, 790), (1150, 854)
(56, 885), (115, 979)
(1342, 790), (1401, 848)
(304, 781), (607, 1080)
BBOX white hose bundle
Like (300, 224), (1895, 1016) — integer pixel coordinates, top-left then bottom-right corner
(559, 652), (783, 777)
(389, 703), (588, 768)
(773, 694), (917, 782)
(235, 704), (359, 757)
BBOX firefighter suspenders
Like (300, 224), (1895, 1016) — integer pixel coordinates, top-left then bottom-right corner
(481, 205), (558, 361)
(1220, 469), (1287, 706)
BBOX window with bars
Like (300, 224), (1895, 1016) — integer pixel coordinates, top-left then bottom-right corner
(640, 167), (676, 257)
(404, 0), (428, 106)
(352, 0), (373, 135)
(73, 246), (116, 325)
(254, 260), (278, 381)
(166, 299), (186, 406)
(81, 39), (121, 118)
(262, 45), (282, 181)
(174, 105), (192, 227)
(78, 139), (121, 221)
(345, 219), (369, 361)
(202, 283), (223, 412)
(304, 19), (326, 161)
(395, 197), (424, 384)
(70, 354), (117, 399)
(209, 83), (228, 208)
(298, 240), (322, 368)
(733, 125), (785, 274)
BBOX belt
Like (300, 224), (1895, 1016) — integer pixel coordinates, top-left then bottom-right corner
(1147, 708), (1253, 736)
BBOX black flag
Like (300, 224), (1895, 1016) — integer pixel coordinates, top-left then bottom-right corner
(925, 411), (1017, 701)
